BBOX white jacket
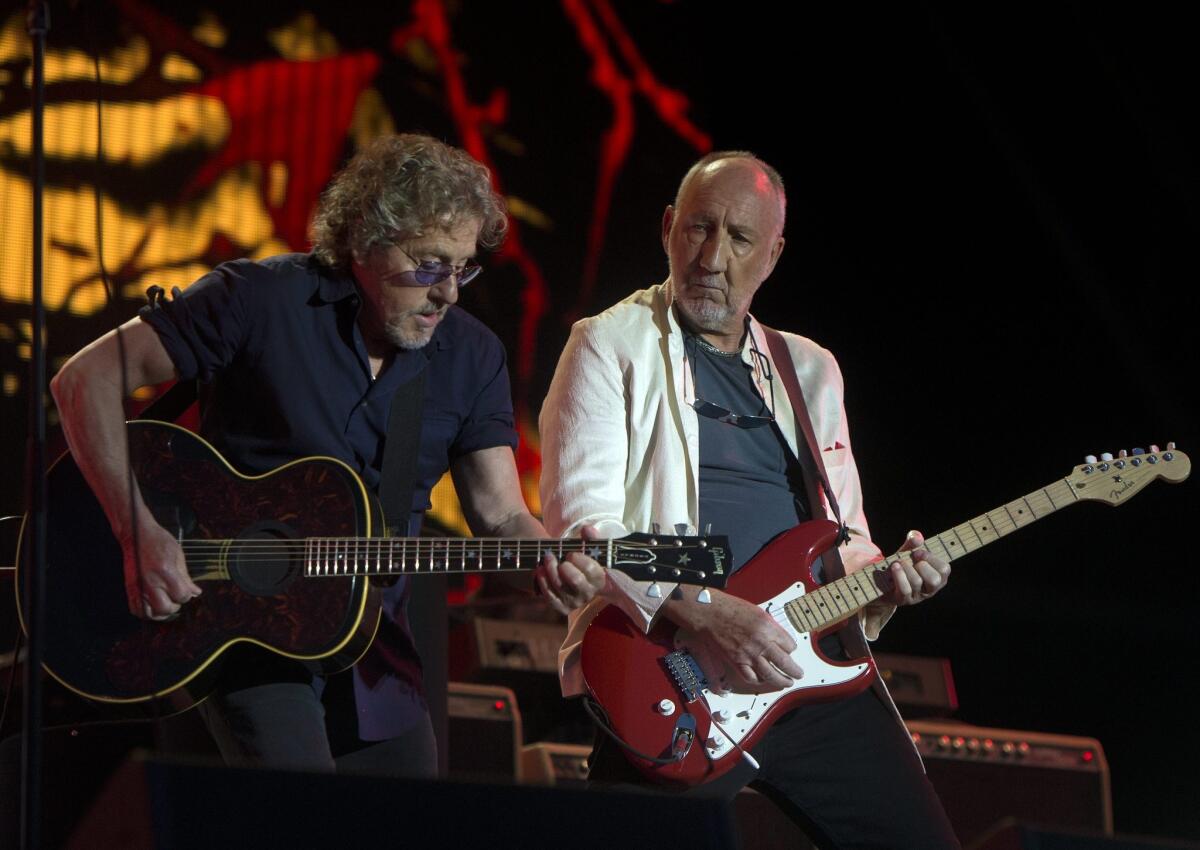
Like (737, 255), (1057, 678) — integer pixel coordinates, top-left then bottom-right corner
(539, 280), (890, 695)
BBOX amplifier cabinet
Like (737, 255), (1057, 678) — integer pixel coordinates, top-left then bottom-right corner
(519, 742), (591, 788)
(447, 681), (522, 782)
(907, 719), (1112, 845)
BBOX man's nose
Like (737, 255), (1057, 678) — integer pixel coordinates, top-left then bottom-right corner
(698, 232), (728, 274)
(429, 275), (459, 305)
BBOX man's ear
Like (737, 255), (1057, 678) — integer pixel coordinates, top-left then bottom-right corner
(661, 205), (675, 254)
(765, 235), (786, 278)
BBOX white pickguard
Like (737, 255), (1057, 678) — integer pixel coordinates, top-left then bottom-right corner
(671, 581), (870, 760)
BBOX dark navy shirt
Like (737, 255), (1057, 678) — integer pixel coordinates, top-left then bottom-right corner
(139, 252), (518, 739)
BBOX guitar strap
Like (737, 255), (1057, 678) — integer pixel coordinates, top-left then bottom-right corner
(377, 365), (448, 775)
(378, 367), (427, 536)
(761, 326), (852, 566)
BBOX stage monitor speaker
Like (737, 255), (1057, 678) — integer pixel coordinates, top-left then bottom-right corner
(907, 719), (1112, 846)
(875, 651), (959, 717)
(519, 741), (590, 788)
(471, 616), (565, 674)
(68, 754), (740, 850)
(968, 819), (1200, 850)
(447, 680), (521, 781)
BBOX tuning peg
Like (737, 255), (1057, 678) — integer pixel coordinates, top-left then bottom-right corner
(696, 589), (712, 604)
(1084, 454), (1098, 464)
(704, 523), (712, 535)
(1150, 445), (1160, 453)
(674, 523), (689, 536)
(1100, 452), (1114, 462)
(1118, 449), (1128, 458)
(1131, 447), (1145, 456)
(646, 582), (662, 599)
(1168, 442), (1176, 450)
(651, 522), (661, 534)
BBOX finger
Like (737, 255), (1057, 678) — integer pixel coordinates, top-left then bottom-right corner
(140, 585), (180, 620)
(764, 644), (804, 680)
(897, 529), (925, 552)
(750, 656), (793, 691)
(536, 574), (570, 617)
(538, 554), (564, 592)
(564, 552), (606, 583)
(913, 558), (947, 597)
(579, 524), (603, 541)
(889, 560), (917, 603)
(159, 565), (200, 604)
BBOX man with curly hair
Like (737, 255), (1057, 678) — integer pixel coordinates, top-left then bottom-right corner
(50, 134), (605, 776)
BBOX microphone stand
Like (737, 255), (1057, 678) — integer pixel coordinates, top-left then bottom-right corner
(22, 3), (50, 849)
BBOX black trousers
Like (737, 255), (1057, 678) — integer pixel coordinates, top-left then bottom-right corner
(588, 686), (960, 850)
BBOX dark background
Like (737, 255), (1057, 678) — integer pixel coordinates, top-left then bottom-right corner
(2, 0), (1196, 842)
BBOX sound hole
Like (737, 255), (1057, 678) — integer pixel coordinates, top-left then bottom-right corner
(227, 521), (302, 596)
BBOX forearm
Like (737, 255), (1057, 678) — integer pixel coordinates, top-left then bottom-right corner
(50, 320), (177, 542)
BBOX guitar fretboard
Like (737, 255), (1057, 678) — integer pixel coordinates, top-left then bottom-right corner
(783, 479), (1078, 633)
(304, 537), (609, 576)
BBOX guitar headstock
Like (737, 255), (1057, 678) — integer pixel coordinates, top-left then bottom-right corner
(1065, 443), (1190, 506)
(610, 533), (731, 589)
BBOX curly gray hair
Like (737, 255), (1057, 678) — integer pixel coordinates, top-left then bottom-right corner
(311, 134), (508, 268)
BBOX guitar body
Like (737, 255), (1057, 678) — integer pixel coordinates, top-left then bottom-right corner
(580, 519), (876, 787)
(16, 421), (384, 712)
(579, 444), (1191, 787)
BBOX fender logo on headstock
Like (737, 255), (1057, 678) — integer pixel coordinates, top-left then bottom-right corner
(1109, 474), (1135, 501)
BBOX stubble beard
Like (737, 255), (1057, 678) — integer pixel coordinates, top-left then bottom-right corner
(673, 272), (738, 335)
(385, 307), (443, 350)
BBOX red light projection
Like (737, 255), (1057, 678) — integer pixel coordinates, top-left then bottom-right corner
(0, 0), (710, 541)
(562, 0), (711, 320)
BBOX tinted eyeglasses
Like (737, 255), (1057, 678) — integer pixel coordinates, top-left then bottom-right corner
(688, 340), (776, 430)
(396, 247), (483, 287)
(691, 397), (775, 429)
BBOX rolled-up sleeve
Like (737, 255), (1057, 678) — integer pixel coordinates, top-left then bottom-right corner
(138, 261), (258, 382)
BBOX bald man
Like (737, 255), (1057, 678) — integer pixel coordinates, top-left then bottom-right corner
(539, 152), (960, 849)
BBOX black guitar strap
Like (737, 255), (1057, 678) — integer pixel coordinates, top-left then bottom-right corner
(378, 368), (427, 536)
(376, 365), (449, 775)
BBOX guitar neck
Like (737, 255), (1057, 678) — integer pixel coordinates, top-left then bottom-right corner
(304, 537), (607, 577)
(786, 477), (1077, 633)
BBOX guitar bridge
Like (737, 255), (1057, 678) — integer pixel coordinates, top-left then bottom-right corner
(663, 651), (708, 702)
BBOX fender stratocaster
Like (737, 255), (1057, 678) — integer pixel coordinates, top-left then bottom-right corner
(580, 445), (1190, 786)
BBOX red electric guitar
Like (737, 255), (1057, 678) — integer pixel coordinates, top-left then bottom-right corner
(580, 445), (1190, 787)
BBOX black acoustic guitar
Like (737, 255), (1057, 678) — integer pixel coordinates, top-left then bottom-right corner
(15, 420), (729, 714)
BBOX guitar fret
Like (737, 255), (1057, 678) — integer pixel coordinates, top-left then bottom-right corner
(943, 527), (967, 557)
(926, 536), (951, 562)
(788, 599), (820, 631)
(984, 508), (1013, 536)
(954, 523), (982, 552)
(824, 580), (851, 616)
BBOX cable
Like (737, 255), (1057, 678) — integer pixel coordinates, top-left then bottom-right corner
(580, 695), (689, 767)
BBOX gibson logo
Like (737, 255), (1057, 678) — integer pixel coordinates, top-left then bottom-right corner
(710, 548), (727, 574)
